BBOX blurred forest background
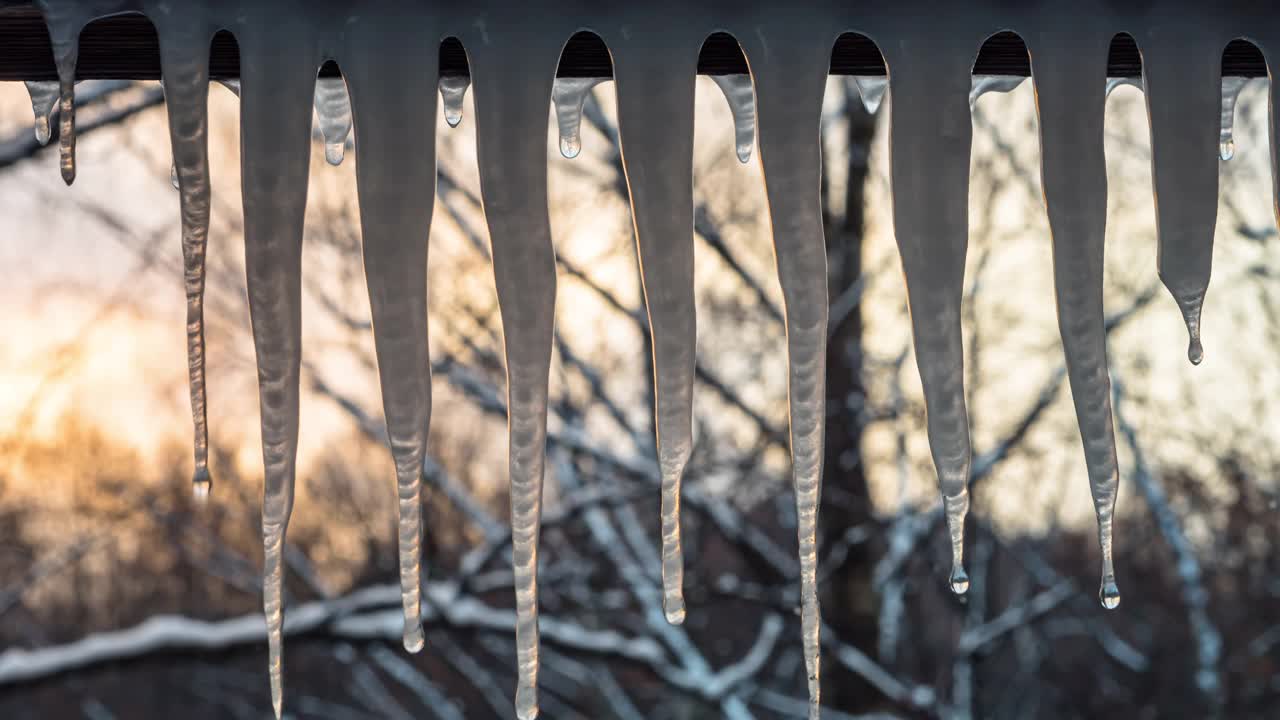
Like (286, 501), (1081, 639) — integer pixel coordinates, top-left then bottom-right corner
(2, 28), (1280, 720)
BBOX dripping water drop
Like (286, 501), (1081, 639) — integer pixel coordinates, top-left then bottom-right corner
(949, 565), (970, 595)
(1099, 577), (1122, 609)
(552, 77), (606, 159)
(1219, 76), (1248, 162)
(709, 73), (756, 163)
(438, 75), (469, 128)
(1188, 337), (1204, 365)
(24, 80), (60, 146)
(313, 76), (353, 166)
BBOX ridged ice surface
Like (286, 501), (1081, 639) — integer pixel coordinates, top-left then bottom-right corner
(552, 77), (607, 158)
(28, 0), (1276, 717)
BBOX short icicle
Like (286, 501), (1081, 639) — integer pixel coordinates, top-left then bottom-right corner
(438, 75), (469, 128)
(884, 42), (976, 595)
(742, 21), (831, 717)
(1029, 26), (1123, 609)
(24, 81), (60, 146)
(155, 8), (216, 502)
(1219, 76), (1249, 161)
(342, 13), (440, 654)
(237, 21), (319, 718)
(313, 75), (353, 166)
(854, 75), (888, 114)
(551, 76), (607, 159)
(466, 28), (564, 720)
(610, 32), (699, 627)
(709, 73), (756, 163)
(1140, 29), (1222, 366)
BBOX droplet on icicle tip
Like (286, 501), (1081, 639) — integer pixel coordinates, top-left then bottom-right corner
(24, 80), (60, 146)
(664, 594), (687, 625)
(949, 565), (970, 595)
(192, 467), (212, 503)
(1219, 76), (1248, 162)
(1188, 336), (1204, 365)
(1099, 577), (1122, 610)
(403, 624), (425, 653)
(439, 75), (469, 128)
(552, 77), (607, 159)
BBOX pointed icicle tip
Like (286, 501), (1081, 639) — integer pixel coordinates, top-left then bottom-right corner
(1099, 577), (1122, 610)
(709, 73), (756, 164)
(1177, 295), (1205, 366)
(949, 565), (970, 595)
(515, 684), (539, 720)
(853, 76), (888, 115)
(552, 77), (606, 160)
(439, 75), (469, 128)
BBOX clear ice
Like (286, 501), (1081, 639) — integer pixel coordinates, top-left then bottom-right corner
(969, 74), (1026, 109)
(709, 73), (757, 163)
(27, 1), (1273, 717)
(1219, 76), (1248, 161)
(438, 74), (470, 128)
(313, 75), (353, 166)
(854, 75), (888, 114)
(610, 32), (699, 628)
(24, 81), (61, 146)
(551, 76), (608, 159)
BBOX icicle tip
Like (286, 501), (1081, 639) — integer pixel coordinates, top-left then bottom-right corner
(515, 684), (539, 720)
(559, 136), (581, 159)
(403, 623), (425, 653)
(663, 595), (687, 625)
(192, 468), (212, 503)
(1099, 578), (1121, 610)
(949, 565), (970, 595)
(1188, 337), (1204, 366)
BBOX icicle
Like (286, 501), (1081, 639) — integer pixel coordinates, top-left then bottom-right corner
(313, 75), (353, 166)
(467, 30), (565, 720)
(854, 75), (888, 114)
(1106, 76), (1143, 97)
(236, 22), (319, 717)
(1219, 76), (1249, 161)
(56, 70), (76, 183)
(969, 74), (1026, 110)
(883, 47), (975, 597)
(438, 74), (469, 128)
(24, 81), (61, 146)
(341, 18), (440, 657)
(35, 0), (82, 185)
(611, 41), (699, 628)
(171, 81), (239, 190)
(156, 12), (217, 504)
(1141, 33), (1221, 367)
(1028, 27), (1123, 610)
(709, 73), (756, 163)
(551, 77), (607, 159)
(742, 25), (831, 718)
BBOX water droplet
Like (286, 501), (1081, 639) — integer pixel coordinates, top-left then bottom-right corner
(709, 73), (756, 163)
(1100, 578), (1121, 609)
(24, 80), (60, 146)
(552, 77), (607, 159)
(949, 565), (970, 595)
(1188, 337), (1204, 365)
(438, 74), (469, 128)
(313, 76), (353, 166)
(1219, 76), (1248, 162)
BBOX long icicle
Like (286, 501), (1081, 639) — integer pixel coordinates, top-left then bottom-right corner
(885, 42), (976, 595)
(35, 0), (82, 184)
(610, 34), (699, 627)
(743, 23), (832, 718)
(1029, 26), (1123, 609)
(342, 13), (439, 654)
(237, 24), (317, 719)
(1140, 28), (1222, 366)
(467, 29), (563, 720)
(155, 10), (215, 502)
